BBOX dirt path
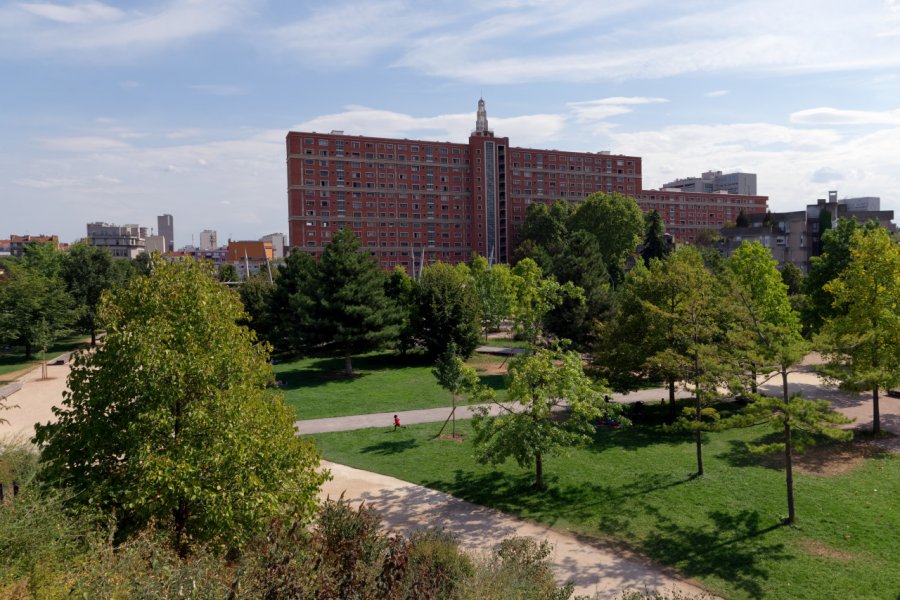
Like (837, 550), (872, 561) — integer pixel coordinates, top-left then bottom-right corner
(320, 461), (712, 599)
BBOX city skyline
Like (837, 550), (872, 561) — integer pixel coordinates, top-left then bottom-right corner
(3, 0), (900, 245)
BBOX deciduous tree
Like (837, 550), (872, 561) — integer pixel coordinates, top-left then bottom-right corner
(0, 262), (74, 360)
(415, 262), (481, 357)
(432, 342), (479, 438)
(510, 258), (582, 347)
(33, 259), (326, 552)
(817, 227), (900, 435)
(568, 192), (644, 283)
(61, 242), (117, 346)
(471, 349), (618, 490)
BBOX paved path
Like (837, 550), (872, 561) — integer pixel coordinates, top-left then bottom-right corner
(296, 387), (695, 435)
(320, 461), (712, 599)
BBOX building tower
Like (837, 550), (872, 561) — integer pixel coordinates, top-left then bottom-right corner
(474, 97), (492, 136)
(157, 214), (174, 252)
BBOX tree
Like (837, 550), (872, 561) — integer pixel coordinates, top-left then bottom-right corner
(269, 250), (318, 354)
(802, 218), (876, 334)
(735, 210), (749, 228)
(471, 348), (618, 490)
(568, 192), (644, 283)
(385, 266), (419, 355)
(238, 271), (276, 343)
(132, 252), (153, 277)
(415, 262), (481, 357)
(544, 231), (611, 349)
(61, 242), (117, 346)
(512, 200), (571, 269)
(217, 263), (239, 283)
(640, 209), (670, 266)
(432, 342), (479, 438)
(0, 262), (75, 360)
(640, 248), (738, 474)
(779, 262), (805, 297)
(33, 259), (326, 553)
(469, 255), (516, 338)
(726, 241), (852, 523)
(510, 258), (582, 347)
(306, 229), (400, 375)
(817, 227), (900, 435)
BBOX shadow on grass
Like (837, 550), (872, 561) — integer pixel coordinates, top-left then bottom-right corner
(477, 373), (506, 393)
(277, 352), (433, 390)
(642, 509), (791, 598)
(360, 438), (420, 455)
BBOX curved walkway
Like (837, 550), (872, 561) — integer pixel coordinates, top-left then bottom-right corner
(320, 461), (712, 599)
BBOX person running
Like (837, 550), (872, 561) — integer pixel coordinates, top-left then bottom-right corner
(393, 414), (401, 431)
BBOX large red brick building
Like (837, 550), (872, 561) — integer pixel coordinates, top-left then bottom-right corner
(287, 100), (765, 269)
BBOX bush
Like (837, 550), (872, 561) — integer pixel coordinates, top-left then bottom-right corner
(464, 537), (574, 600)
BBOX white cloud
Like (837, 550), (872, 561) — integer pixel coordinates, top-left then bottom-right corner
(706, 90), (729, 97)
(2, 0), (253, 57)
(790, 106), (900, 125)
(18, 1), (124, 24)
(38, 136), (132, 152)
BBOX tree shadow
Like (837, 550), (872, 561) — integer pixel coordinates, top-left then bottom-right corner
(477, 373), (506, 393)
(276, 351), (432, 391)
(641, 509), (791, 598)
(360, 437), (420, 455)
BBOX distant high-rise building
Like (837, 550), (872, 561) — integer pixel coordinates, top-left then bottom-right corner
(145, 235), (167, 254)
(260, 232), (286, 259)
(662, 170), (757, 196)
(87, 223), (147, 259)
(199, 229), (218, 251)
(157, 214), (174, 252)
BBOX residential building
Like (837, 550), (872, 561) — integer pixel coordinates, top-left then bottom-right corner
(163, 246), (228, 269)
(157, 214), (174, 252)
(227, 240), (274, 278)
(86, 223), (147, 259)
(635, 189), (768, 244)
(662, 170), (757, 196)
(0, 239), (9, 256)
(721, 190), (895, 272)
(8, 234), (59, 258)
(260, 232), (286, 259)
(287, 99), (642, 270)
(199, 229), (218, 251)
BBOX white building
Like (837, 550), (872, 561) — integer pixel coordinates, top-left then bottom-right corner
(145, 235), (167, 254)
(662, 170), (757, 196)
(260, 232), (286, 259)
(199, 229), (218, 251)
(86, 222), (148, 259)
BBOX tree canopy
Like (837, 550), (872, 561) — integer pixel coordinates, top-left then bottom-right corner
(415, 262), (481, 357)
(33, 259), (326, 552)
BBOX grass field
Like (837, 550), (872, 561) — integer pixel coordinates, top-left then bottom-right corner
(275, 351), (511, 420)
(0, 336), (90, 380)
(309, 405), (900, 600)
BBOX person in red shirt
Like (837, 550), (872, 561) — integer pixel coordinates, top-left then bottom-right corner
(393, 414), (401, 431)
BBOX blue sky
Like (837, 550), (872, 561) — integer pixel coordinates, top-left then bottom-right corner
(3, 0), (900, 246)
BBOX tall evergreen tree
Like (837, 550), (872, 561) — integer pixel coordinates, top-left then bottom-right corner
(308, 229), (400, 375)
(640, 209), (670, 266)
(269, 250), (318, 354)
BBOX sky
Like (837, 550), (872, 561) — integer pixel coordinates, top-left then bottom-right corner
(2, 0), (900, 247)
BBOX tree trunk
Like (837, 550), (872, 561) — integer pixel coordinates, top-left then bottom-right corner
(751, 366), (758, 394)
(344, 352), (353, 377)
(782, 368), (795, 524)
(668, 378), (677, 420)
(534, 451), (544, 490)
(24, 342), (33, 361)
(451, 394), (456, 437)
(872, 385), (881, 435)
(91, 329), (97, 348)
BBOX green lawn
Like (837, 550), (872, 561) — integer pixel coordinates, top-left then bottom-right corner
(275, 351), (510, 420)
(309, 407), (900, 600)
(0, 336), (90, 380)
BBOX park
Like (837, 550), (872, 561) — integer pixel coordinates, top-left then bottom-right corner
(2, 203), (899, 598)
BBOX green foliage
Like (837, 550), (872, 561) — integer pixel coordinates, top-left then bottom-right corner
(641, 209), (671, 266)
(0, 258), (75, 360)
(415, 261), (481, 357)
(471, 348), (617, 489)
(385, 266), (420, 354)
(802, 218), (877, 334)
(511, 258), (583, 347)
(469, 255), (517, 335)
(270, 249), (318, 353)
(817, 227), (900, 434)
(514, 200), (572, 269)
(61, 242), (119, 346)
(33, 259), (327, 551)
(310, 229), (400, 374)
(736, 394), (852, 455)
(217, 262), (239, 282)
(568, 192), (645, 282)
(735, 210), (749, 228)
(779, 263), (804, 297)
(544, 231), (612, 349)
(238, 271), (276, 342)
